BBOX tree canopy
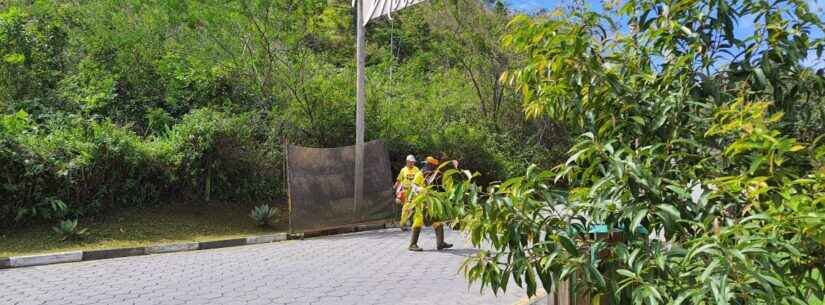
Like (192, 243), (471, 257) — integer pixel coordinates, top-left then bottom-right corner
(427, 0), (825, 304)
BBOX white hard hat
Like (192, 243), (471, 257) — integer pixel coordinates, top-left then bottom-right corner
(406, 155), (416, 162)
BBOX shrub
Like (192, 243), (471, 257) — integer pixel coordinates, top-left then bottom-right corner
(373, 67), (566, 185)
(0, 111), (38, 222)
(159, 108), (267, 202)
(0, 108), (285, 227)
(249, 204), (280, 227)
(52, 219), (88, 241)
(12, 115), (170, 222)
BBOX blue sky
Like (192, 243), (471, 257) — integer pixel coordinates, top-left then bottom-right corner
(504, 0), (824, 43)
(506, 0), (825, 67)
(507, 0), (562, 12)
(507, 0), (589, 12)
(507, 0), (824, 15)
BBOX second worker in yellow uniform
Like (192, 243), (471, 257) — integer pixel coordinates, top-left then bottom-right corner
(395, 155), (420, 230)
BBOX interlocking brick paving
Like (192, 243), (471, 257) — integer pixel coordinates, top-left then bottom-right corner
(0, 228), (527, 305)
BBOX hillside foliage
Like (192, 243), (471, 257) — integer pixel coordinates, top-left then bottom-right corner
(0, 0), (565, 227)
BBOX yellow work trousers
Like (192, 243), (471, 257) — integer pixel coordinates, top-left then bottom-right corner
(400, 199), (443, 229)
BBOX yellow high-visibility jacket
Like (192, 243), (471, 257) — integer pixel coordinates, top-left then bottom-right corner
(396, 166), (420, 189)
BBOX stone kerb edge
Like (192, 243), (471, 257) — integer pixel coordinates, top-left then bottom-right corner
(246, 233), (288, 245)
(0, 223), (390, 269)
(10, 251), (83, 267)
(146, 242), (199, 254)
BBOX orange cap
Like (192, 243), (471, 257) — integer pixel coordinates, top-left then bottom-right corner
(425, 156), (439, 165)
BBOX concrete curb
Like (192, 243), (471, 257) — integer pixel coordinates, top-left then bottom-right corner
(9, 251), (83, 268)
(246, 234), (287, 245)
(198, 238), (247, 250)
(146, 242), (199, 254)
(0, 224), (390, 269)
(83, 247), (146, 261)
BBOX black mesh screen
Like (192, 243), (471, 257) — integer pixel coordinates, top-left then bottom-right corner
(286, 140), (395, 232)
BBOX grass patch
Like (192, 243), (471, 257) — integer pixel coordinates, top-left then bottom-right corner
(0, 202), (287, 257)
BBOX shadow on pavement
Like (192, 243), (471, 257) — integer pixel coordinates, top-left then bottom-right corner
(429, 248), (479, 258)
(310, 228), (409, 241)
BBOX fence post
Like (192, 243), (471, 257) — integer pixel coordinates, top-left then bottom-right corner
(284, 138), (293, 235)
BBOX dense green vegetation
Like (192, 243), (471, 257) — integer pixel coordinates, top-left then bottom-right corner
(3, 0), (824, 303)
(0, 0), (563, 227)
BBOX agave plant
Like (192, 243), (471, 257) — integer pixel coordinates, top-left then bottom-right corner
(249, 205), (280, 227)
(52, 219), (88, 241)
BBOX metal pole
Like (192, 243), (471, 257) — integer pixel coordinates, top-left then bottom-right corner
(284, 138), (293, 234)
(354, 0), (366, 221)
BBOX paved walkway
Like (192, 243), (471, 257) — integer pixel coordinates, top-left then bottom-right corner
(0, 228), (527, 305)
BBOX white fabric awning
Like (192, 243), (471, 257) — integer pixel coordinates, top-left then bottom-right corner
(353, 0), (427, 25)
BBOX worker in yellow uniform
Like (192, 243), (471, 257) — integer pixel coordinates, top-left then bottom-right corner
(404, 156), (453, 251)
(395, 155), (420, 230)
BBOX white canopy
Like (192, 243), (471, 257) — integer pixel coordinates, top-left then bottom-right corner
(353, 0), (427, 25)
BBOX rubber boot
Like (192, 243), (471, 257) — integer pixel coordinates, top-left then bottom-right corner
(408, 227), (423, 251)
(435, 226), (453, 250)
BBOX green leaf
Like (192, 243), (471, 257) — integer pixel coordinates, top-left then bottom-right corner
(699, 259), (720, 282)
(672, 290), (696, 305)
(558, 235), (579, 256)
(759, 274), (784, 288)
(525, 266), (537, 296)
(3, 53), (25, 64)
(630, 209), (648, 234)
(566, 148), (590, 166)
(688, 243), (717, 261)
(616, 269), (636, 278)
(754, 68), (774, 92)
(588, 264), (606, 289)
(657, 204), (680, 220)
(665, 185), (690, 199)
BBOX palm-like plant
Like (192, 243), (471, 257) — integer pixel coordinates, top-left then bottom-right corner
(52, 219), (88, 241)
(250, 204), (280, 227)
